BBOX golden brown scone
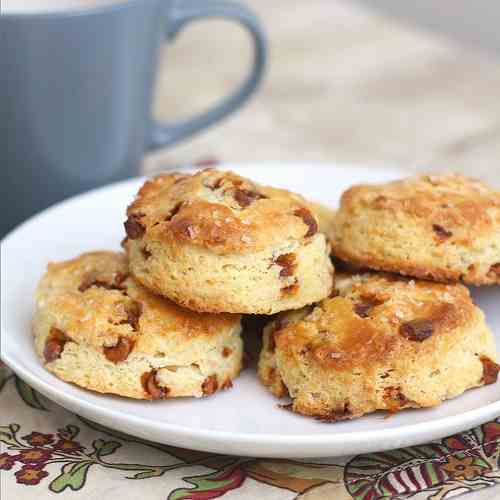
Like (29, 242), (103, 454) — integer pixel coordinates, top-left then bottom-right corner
(123, 169), (333, 314)
(258, 271), (499, 421)
(332, 174), (500, 285)
(33, 252), (243, 399)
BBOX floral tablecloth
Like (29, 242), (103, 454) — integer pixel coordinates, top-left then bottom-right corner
(1, 361), (499, 500)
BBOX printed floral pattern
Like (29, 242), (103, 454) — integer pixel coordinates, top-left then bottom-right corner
(343, 421), (500, 500)
(1, 359), (499, 499)
(441, 456), (486, 480)
(15, 465), (49, 485)
(22, 432), (54, 447)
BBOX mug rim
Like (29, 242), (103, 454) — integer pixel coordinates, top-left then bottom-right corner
(1, 0), (155, 19)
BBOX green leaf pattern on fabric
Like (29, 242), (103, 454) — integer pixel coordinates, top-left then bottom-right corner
(14, 375), (47, 411)
(92, 439), (122, 457)
(50, 461), (94, 492)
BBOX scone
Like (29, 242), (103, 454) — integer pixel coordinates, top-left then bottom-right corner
(258, 271), (499, 420)
(33, 252), (243, 399)
(307, 200), (336, 238)
(123, 169), (333, 314)
(332, 174), (500, 285)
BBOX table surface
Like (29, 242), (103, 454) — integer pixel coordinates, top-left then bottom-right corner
(144, 0), (500, 187)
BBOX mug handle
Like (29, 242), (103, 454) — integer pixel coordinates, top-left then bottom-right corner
(147, 0), (267, 150)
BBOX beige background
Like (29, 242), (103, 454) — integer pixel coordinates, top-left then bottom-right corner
(144, 0), (500, 186)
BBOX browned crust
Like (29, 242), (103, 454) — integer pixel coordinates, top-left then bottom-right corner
(259, 366), (289, 399)
(339, 174), (500, 230)
(332, 244), (500, 286)
(36, 251), (241, 352)
(125, 169), (322, 255)
(332, 244), (461, 282)
(290, 401), (359, 422)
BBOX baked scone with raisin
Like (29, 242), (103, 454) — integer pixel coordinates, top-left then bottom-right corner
(123, 169), (333, 314)
(307, 200), (336, 238)
(33, 252), (243, 400)
(258, 271), (498, 421)
(332, 174), (500, 285)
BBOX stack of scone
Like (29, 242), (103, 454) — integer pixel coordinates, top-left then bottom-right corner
(33, 169), (500, 421)
(33, 169), (332, 401)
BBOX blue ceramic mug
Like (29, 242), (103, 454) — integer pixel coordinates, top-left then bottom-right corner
(0, 0), (266, 235)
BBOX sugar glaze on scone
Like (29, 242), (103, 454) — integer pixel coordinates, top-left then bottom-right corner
(258, 271), (499, 421)
(123, 169), (333, 314)
(33, 252), (243, 399)
(332, 174), (500, 285)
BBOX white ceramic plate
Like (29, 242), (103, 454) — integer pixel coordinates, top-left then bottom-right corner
(2, 163), (499, 458)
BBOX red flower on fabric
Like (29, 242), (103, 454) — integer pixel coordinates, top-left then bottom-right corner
(17, 448), (52, 464)
(22, 431), (54, 446)
(0, 453), (17, 471)
(15, 464), (49, 485)
(443, 436), (469, 451)
(53, 439), (84, 454)
(483, 422), (500, 441)
(482, 421), (500, 456)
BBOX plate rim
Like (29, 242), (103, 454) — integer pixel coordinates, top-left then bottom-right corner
(3, 348), (500, 458)
(2, 161), (499, 458)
